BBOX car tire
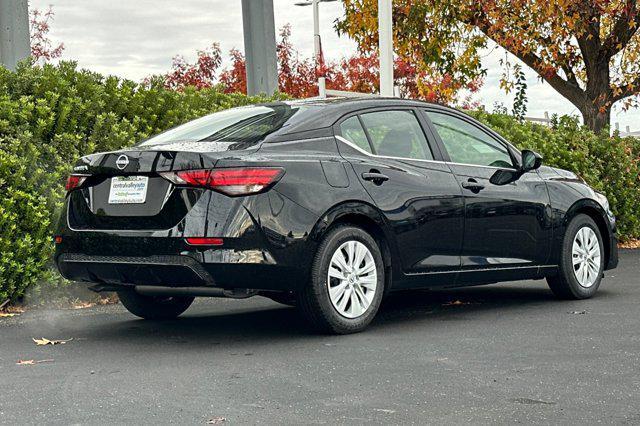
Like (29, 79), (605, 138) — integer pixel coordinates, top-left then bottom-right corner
(297, 225), (385, 334)
(547, 214), (605, 300)
(117, 291), (194, 320)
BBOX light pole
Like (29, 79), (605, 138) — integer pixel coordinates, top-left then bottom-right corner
(378, 0), (394, 97)
(242, 0), (278, 96)
(294, 0), (337, 98)
(0, 0), (30, 71)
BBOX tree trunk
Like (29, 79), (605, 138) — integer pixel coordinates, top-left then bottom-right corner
(579, 58), (612, 134)
(579, 101), (611, 135)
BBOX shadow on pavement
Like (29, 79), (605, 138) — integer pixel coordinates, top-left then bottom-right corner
(81, 283), (606, 346)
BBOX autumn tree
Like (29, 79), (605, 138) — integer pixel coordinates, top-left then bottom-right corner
(338, 0), (640, 133)
(160, 43), (222, 91)
(158, 24), (481, 104)
(29, 6), (64, 63)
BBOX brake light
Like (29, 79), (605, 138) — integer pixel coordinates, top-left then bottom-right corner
(65, 175), (88, 192)
(161, 167), (284, 196)
(185, 237), (224, 246)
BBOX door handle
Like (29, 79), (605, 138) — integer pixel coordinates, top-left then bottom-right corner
(461, 179), (485, 192)
(362, 171), (390, 184)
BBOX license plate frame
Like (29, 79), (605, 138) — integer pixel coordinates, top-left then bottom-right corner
(108, 176), (149, 204)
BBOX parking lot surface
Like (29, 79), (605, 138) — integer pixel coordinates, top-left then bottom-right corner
(1, 250), (638, 424)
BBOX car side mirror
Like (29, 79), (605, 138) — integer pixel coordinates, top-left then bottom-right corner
(490, 150), (543, 185)
(489, 168), (520, 185)
(521, 150), (542, 172)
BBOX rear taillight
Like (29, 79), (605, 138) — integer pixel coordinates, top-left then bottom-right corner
(65, 175), (88, 192)
(161, 167), (284, 196)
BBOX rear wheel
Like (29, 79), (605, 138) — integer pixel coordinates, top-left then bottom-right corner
(547, 214), (605, 299)
(117, 291), (194, 320)
(297, 225), (385, 334)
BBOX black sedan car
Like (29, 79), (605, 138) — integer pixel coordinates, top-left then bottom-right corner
(55, 98), (618, 333)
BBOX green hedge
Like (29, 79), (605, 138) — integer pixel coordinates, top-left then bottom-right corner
(0, 62), (638, 302)
(0, 61), (278, 302)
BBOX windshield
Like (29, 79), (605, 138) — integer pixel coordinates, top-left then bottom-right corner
(139, 104), (313, 148)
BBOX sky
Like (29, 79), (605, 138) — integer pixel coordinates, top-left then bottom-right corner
(32, 0), (640, 131)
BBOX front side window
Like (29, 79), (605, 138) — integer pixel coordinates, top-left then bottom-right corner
(425, 111), (513, 168)
(359, 110), (433, 160)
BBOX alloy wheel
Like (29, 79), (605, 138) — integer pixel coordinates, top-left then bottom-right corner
(327, 240), (378, 319)
(572, 226), (601, 288)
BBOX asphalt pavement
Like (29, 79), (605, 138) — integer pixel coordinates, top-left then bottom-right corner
(1, 250), (639, 424)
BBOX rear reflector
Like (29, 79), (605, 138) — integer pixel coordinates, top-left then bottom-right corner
(65, 175), (88, 192)
(185, 237), (224, 246)
(161, 167), (284, 196)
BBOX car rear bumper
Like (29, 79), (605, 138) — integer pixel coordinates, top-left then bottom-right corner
(57, 254), (215, 287)
(56, 252), (308, 292)
(54, 187), (321, 292)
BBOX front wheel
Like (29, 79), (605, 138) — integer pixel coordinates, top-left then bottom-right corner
(297, 225), (385, 334)
(547, 214), (605, 299)
(117, 291), (194, 320)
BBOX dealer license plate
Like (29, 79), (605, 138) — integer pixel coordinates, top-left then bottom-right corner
(108, 176), (149, 204)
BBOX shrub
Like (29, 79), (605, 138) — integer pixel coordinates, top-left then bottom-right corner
(0, 61), (278, 302)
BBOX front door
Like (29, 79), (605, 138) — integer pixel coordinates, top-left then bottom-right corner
(335, 109), (464, 287)
(423, 109), (552, 283)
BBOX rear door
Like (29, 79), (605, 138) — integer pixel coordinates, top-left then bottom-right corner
(422, 108), (552, 282)
(334, 108), (464, 287)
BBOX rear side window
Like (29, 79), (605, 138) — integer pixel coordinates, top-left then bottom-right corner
(425, 111), (513, 168)
(359, 110), (433, 160)
(339, 116), (372, 153)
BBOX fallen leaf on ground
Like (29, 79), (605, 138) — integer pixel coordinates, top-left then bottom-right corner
(374, 408), (396, 414)
(0, 313), (17, 318)
(72, 301), (95, 310)
(32, 337), (73, 346)
(618, 239), (640, 249)
(207, 416), (227, 424)
(443, 300), (473, 306)
(17, 359), (54, 365)
(510, 397), (556, 405)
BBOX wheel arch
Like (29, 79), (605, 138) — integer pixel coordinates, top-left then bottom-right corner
(564, 199), (613, 268)
(310, 201), (396, 292)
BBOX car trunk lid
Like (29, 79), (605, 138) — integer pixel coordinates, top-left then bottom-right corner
(67, 142), (260, 228)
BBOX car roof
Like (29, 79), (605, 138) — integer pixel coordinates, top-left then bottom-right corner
(283, 96), (450, 112)
(259, 97), (458, 139)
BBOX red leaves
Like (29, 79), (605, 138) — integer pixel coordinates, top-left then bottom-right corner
(156, 23), (480, 103)
(162, 43), (223, 91)
(30, 7), (64, 63)
(218, 49), (247, 95)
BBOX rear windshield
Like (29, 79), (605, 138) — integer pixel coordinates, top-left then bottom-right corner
(139, 104), (315, 148)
